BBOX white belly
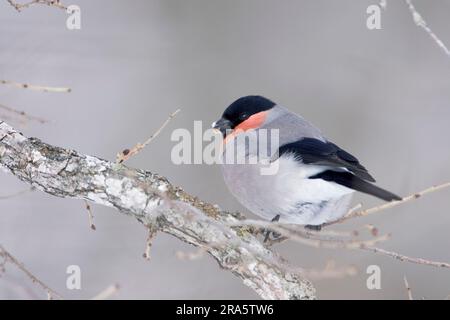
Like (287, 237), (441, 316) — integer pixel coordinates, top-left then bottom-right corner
(221, 154), (354, 225)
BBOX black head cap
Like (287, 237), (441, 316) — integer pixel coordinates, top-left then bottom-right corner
(221, 95), (276, 128)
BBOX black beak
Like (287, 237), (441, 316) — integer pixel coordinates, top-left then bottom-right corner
(212, 118), (233, 137)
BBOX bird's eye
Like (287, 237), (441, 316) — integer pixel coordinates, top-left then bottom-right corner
(239, 113), (249, 121)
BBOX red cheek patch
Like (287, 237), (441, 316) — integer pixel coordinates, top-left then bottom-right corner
(224, 111), (268, 145)
(235, 111), (268, 132)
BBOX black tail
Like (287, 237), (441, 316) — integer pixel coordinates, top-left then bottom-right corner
(310, 170), (402, 202)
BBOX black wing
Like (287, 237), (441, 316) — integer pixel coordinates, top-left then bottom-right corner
(278, 138), (401, 201)
(310, 171), (401, 201)
(278, 138), (375, 182)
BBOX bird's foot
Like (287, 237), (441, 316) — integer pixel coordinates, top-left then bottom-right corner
(263, 230), (283, 243)
(263, 215), (282, 243)
(304, 224), (323, 231)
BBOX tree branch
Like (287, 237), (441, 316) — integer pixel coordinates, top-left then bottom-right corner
(0, 120), (315, 300)
(6, 0), (66, 12)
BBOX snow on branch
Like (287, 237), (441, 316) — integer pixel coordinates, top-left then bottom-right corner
(0, 120), (316, 300)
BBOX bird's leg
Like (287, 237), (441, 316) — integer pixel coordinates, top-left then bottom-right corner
(304, 224), (323, 231)
(263, 214), (281, 243)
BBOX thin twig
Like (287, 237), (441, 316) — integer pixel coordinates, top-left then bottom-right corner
(405, 0), (450, 58)
(229, 220), (390, 250)
(0, 187), (34, 200)
(362, 246), (450, 269)
(91, 283), (120, 300)
(347, 203), (362, 216)
(0, 79), (71, 93)
(142, 225), (158, 260)
(231, 218), (450, 270)
(404, 276), (414, 300)
(298, 260), (358, 281)
(0, 245), (63, 299)
(0, 104), (48, 124)
(325, 182), (450, 226)
(364, 224), (379, 237)
(84, 200), (96, 231)
(116, 109), (180, 164)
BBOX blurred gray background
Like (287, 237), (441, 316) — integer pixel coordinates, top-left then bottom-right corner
(1, 0), (449, 300)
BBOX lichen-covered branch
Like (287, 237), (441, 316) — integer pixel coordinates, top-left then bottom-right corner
(6, 0), (66, 12)
(0, 120), (315, 300)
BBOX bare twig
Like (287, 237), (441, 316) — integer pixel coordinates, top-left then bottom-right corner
(142, 225), (158, 261)
(116, 109), (180, 164)
(362, 246), (450, 269)
(404, 0), (450, 58)
(364, 224), (379, 237)
(230, 218), (450, 270)
(347, 203), (362, 216)
(84, 200), (96, 230)
(91, 283), (120, 300)
(324, 182), (450, 227)
(404, 276), (414, 300)
(0, 277), (41, 299)
(0, 187), (34, 200)
(298, 260), (357, 281)
(0, 245), (62, 299)
(229, 219), (391, 250)
(6, 0), (66, 12)
(0, 79), (71, 93)
(0, 104), (48, 124)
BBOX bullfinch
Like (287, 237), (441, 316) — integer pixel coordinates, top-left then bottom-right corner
(212, 95), (401, 230)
